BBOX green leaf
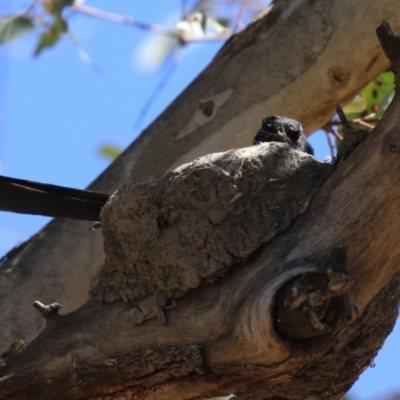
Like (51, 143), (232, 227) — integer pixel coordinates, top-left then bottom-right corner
(34, 29), (61, 56)
(33, 12), (69, 56)
(53, 13), (68, 33)
(52, 0), (75, 13)
(360, 71), (395, 116)
(216, 19), (230, 29)
(99, 144), (122, 160)
(0, 15), (34, 46)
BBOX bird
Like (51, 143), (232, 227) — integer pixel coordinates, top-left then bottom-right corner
(0, 116), (313, 222)
(0, 117), (329, 327)
(0, 175), (109, 221)
(253, 116), (314, 155)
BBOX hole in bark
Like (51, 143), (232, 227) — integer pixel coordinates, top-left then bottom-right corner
(274, 272), (346, 341)
(199, 100), (215, 117)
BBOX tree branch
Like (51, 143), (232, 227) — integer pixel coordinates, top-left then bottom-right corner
(1, 22), (400, 399)
(2, 0), (400, 353)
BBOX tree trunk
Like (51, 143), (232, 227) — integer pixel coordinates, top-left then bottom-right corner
(1, 0), (400, 356)
(1, 20), (400, 400)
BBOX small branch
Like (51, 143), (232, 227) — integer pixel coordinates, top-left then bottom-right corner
(181, 0), (188, 20)
(324, 129), (336, 159)
(71, 4), (231, 44)
(180, 32), (232, 43)
(330, 128), (343, 141)
(329, 119), (379, 127)
(323, 110), (376, 139)
(32, 301), (62, 321)
(322, 118), (342, 158)
(134, 48), (182, 130)
(71, 4), (181, 39)
(336, 106), (352, 129)
(15, 0), (38, 17)
(376, 20), (400, 72)
(233, 0), (246, 33)
(360, 112), (377, 120)
(0, 341), (24, 362)
(351, 118), (375, 130)
(335, 105), (378, 132)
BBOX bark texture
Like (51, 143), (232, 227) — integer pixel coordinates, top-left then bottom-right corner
(93, 144), (331, 322)
(1, 22), (400, 399)
(2, 0), (400, 352)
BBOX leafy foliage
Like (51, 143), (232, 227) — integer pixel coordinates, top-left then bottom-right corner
(0, 0), (75, 56)
(0, 1), (269, 59)
(43, 0), (75, 14)
(344, 71), (394, 123)
(330, 71), (396, 155)
(34, 0), (73, 55)
(0, 15), (34, 45)
(360, 71), (394, 116)
(1, 3), (395, 164)
(99, 145), (122, 161)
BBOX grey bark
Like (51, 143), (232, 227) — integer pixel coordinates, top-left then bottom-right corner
(1, 0), (400, 352)
(93, 144), (331, 319)
(1, 19), (400, 400)
(1, 41), (400, 396)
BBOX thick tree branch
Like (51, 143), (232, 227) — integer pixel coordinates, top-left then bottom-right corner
(1, 22), (400, 399)
(2, 0), (400, 352)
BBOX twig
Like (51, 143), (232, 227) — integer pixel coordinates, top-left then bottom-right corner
(324, 130), (335, 159)
(233, 0), (246, 33)
(135, 47), (182, 130)
(0, 340), (24, 361)
(329, 119), (380, 126)
(71, 4), (181, 39)
(336, 106), (351, 128)
(181, 0), (188, 20)
(67, 31), (99, 72)
(350, 118), (375, 130)
(71, 4), (231, 43)
(323, 107), (378, 134)
(321, 122), (343, 141)
(15, 0), (38, 17)
(33, 301), (62, 320)
(181, 32), (232, 43)
(330, 129), (343, 142)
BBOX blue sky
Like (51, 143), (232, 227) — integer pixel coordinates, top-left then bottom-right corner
(0, 2), (399, 399)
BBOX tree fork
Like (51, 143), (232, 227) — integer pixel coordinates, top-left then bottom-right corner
(2, 1), (400, 352)
(1, 21), (400, 400)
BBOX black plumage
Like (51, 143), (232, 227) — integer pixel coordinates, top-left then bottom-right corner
(0, 117), (313, 221)
(0, 175), (109, 221)
(253, 116), (314, 155)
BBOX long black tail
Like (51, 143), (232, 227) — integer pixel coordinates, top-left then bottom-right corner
(0, 175), (110, 221)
